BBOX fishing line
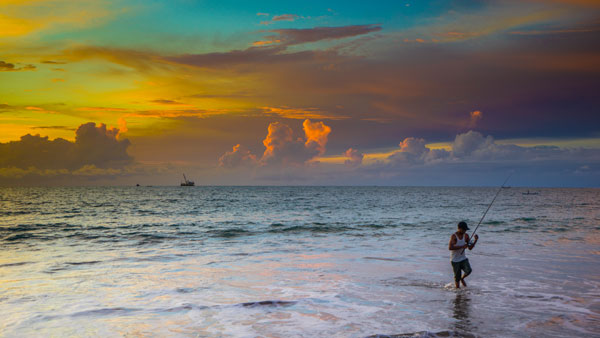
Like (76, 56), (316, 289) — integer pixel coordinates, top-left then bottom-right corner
(462, 173), (512, 252)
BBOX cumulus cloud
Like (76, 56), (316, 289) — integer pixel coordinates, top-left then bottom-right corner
(452, 130), (495, 158)
(344, 148), (364, 166)
(218, 144), (258, 168)
(385, 130), (597, 169)
(388, 137), (446, 164)
(0, 122), (132, 171)
(261, 121), (319, 166)
(386, 131), (510, 165)
(117, 117), (128, 135)
(303, 119), (331, 155)
(219, 119), (332, 168)
(399, 137), (428, 156)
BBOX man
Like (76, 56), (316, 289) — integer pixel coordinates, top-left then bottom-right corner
(449, 221), (478, 288)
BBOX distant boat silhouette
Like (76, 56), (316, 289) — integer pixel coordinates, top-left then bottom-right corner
(180, 174), (195, 186)
(522, 190), (539, 195)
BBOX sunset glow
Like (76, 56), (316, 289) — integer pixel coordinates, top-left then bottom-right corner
(1, 0), (598, 186)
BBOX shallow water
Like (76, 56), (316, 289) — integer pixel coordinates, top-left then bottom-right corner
(1, 186), (599, 337)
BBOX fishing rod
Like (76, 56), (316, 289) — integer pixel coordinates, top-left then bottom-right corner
(462, 173), (512, 253)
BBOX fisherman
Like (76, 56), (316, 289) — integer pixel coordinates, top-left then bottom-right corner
(449, 221), (478, 288)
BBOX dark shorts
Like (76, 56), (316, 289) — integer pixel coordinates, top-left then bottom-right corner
(451, 259), (472, 283)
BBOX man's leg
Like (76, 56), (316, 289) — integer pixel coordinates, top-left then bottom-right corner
(452, 261), (462, 288)
(460, 259), (472, 286)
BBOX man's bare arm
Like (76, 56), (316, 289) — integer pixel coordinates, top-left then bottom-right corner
(468, 234), (479, 250)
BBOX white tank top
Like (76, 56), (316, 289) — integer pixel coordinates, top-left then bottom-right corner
(451, 233), (468, 262)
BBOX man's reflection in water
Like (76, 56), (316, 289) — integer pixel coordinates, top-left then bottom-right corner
(453, 291), (472, 334)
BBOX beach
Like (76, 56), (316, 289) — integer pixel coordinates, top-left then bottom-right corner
(1, 186), (599, 337)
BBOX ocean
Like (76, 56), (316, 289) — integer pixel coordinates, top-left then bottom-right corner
(1, 186), (599, 337)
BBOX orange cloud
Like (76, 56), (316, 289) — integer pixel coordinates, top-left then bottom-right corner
(117, 117), (128, 136)
(470, 110), (482, 127)
(261, 119), (332, 165)
(262, 122), (294, 161)
(303, 119), (331, 155)
(219, 119), (332, 168)
(252, 39), (281, 46)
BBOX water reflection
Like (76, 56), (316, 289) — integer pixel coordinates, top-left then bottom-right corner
(452, 292), (472, 335)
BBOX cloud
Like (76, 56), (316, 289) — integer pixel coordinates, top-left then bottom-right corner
(167, 25), (381, 69)
(529, 0), (600, 7)
(386, 131), (504, 165)
(0, 103), (14, 111)
(150, 99), (186, 105)
(166, 45), (316, 69)
(261, 122), (306, 165)
(452, 130), (494, 158)
(0, 60), (35, 71)
(0, 122), (132, 171)
(261, 106), (346, 120)
(219, 119), (332, 168)
(509, 27), (600, 35)
(303, 119), (331, 155)
(218, 144), (258, 168)
(469, 110), (482, 127)
(41, 60), (67, 64)
(267, 24), (382, 46)
(260, 120), (332, 166)
(344, 148), (363, 166)
(261, 14), (299, 25)
(399, 137), (428, 156)
(252, 39), (281, 46)
(63, 46), (163, 71)
(272, 14), (299, 22)
(388, 137), (447, 164)
(31, 125), (75, 131)
(384, 130), (599, 170)
(117, 117), (128, 135)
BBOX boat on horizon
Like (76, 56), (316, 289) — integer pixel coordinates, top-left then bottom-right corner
(180, 174), (195, 186)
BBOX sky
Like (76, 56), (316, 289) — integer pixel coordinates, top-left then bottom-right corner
(0, 0), (599, 186)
